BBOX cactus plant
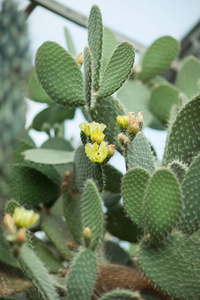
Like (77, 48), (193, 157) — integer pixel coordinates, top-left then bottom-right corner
(1, 2), (200, 300)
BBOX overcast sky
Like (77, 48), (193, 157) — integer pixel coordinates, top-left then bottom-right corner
(16, 0), (200, 170)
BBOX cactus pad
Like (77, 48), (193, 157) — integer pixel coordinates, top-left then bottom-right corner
(181, 153), (200, 234)
(163, 95), (200, 165)
(122, 167), (150, 228)
(150, 83), (180, 125)
(97, 42), (135, 99)
(139, 36), (180, 82)
(35, 41), (85, 107)
(144, 168), (182, 245)
(81, 179), (104, 250)
(66, 249), (97, 300)
(88, 5), (103, 91)
(137, 231), (200, 300)
(83, 46), (92, 108)
(176, 55), (200, 100)
(126, 132), (155, 173)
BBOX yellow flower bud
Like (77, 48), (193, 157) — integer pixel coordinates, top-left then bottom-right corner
(76, 52), (84, 66)
(116, 115), (130, 129)
(128, 121), (140, 135)
(91, 132), (105, 144)
(13, 207), (40, 228)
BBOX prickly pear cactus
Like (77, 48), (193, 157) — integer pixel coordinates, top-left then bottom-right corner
(1, 3), (200, 300)
(0, 0), (31, 198)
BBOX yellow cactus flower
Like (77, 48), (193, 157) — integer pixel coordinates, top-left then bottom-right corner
(85, 141), (108, 163)
(91, 132), (105, 144)
(79, 122), (106, 137)
(13, 207), (39, 228)
(79, 122), (91, 136)
(116, 115), (130, 129)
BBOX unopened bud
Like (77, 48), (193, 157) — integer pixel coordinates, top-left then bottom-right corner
(107, 144), (115, 157)
(66, 241), (76, 250)
(16, 228), (27, 244)
(76, 52), (84, 66)
(118, 133), (129, 145)
(83, 227), (92, 248)
(116, 115), (130, 129)
(128, 121), (140, 135)
(3, 214), (15, 228)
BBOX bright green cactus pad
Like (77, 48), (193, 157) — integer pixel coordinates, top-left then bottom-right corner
(176, 55), (200, 100)
(83, 46), (92, 108)
(144, 168), (182, 245)
(106, 204), (143, 243)
(88, 5), (103, 91)
(91, 96), (125, 152)
(19, 244), (59, 300)
(35, 41), (85, 107)
(74, 145), (103, 192)
(63, 192), (83, 245)
(100, 290), (143, 300)
(32, 105), (75, 132)
(97, 42), (135, 99)
(126, 132), (155, 173)
(66, 248), (97, 300)
(117, 80), (153, 127)
(122, 167), (150, 228)
(81, 179), (104, 250)
(150, 83), (180, 125)
(27, 67), (53, 104)
(137, 231), (200, 300)
(181, 154), (200, 234)
(163, 95), (200, 165)
(139, 36), (180, 82)
(41, 213), (73, 261)
(41, 137), (74, 151)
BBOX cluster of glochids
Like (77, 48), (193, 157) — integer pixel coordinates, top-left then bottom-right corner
(79, 122), (115, 163)
(117, 111), (144, 145)
(3, 207), (39, 244)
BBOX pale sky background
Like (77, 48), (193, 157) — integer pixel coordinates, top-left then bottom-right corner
(17, 0), (200, 172)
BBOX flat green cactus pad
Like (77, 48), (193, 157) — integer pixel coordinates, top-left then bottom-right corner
(144, 168), (182, 245)
(83, 46), (92, 108)
(137, 231), (200, 300)
(88, 5), (103, 91)
(181, 153), (200, 234)
(176, 55), (200, 100)
(126, 132), (155, 173)
(66, 249), (97, 300)
(91, 96), (125, 153)
(101, 27), (118, 74)
(168, 159), (188, 184)
(97, 42), (135, 99)
(163, 95), (200, 165)
(35, 41), (85, 108)
(150, 83), (180, 126)
(122, 167), (150, 228)
(139, 36), (180, 82)
(73, 145), (103, 192)
(81, 179), (104, 250)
